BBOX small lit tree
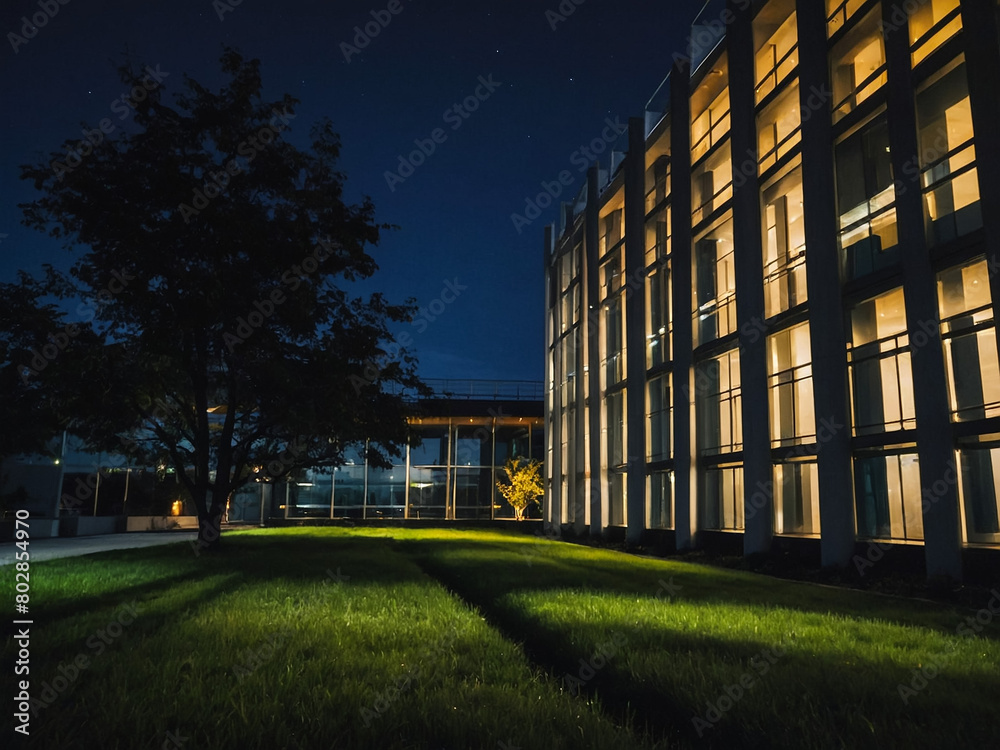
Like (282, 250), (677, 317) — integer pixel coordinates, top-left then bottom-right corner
(496, 457), (544, 521)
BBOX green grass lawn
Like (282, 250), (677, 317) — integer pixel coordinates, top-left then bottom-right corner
(4, 527), (999, 749)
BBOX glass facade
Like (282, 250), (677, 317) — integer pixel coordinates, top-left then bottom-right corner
(543, 0), (1000, 570)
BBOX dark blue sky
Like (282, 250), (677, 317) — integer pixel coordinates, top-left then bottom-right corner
(0, 0), (696, 382)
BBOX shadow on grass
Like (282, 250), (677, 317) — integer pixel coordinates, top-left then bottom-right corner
(395, 535), (1000, 750)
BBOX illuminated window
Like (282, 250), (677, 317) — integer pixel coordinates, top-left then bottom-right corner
(835, 115), (898, 279)
(608, 469), (626, 526)
(693, 216), (737, 346)
(758, 80), (801, 174)
(768, 322), (816, 447)
(754, 3), (798, 103)
(702, 466), (744, 530)
(854, 453), (923, 541)
(599, 208), (623, 256)
(774, 462), (820, 535)
(692, 87), (731, 164)
(848, 288), (916, 436)
(645, 206), (670, 266)
(910, 0), (962, 67)
(761, 161), (807, 318)
(959, 448), (1000, 544)
(560, 329), (579, 405)
(646, 261), (671, 367)
(826, 0), (866, 37)
(645, 154), (670, 215)
(692, 141), (733, 226)
(603, 296), (624, 387)
(646, 373), (671, 462)
(830, 7), (886, 123)
(916, 58), (981, 245)
(691, 57), (730, 164)
(697, 347), (742, 456)
(600, 247), (623, 301)
(937, 259), (1000, 422)
(648, 471), (673, 530)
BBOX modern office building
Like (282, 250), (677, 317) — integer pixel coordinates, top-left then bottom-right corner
(543, 0), (1000, 580)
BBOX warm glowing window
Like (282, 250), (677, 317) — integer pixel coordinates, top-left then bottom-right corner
(855, 453), (924, 541)
(645, 154), (670, 215)
(754, 5), (798, 104)
(959, 448), (1000, 545)
(762, 161), (807, 318)
(757, 81), (801, 173)
(910, 0), (962, 67)
(692, 88), (731, 164)
(600, 248), (623, 301)
(646, 262), (671, 368)
(703, 466), (744, 531)
(835, 115), (898, 279)
(916, 59), (981, 245)
(558, 246), (581, 334)
(605, 391), (625, 468)
(830, 8), (887, 123)
(608, 470), (626, 527)
(826, 0), (866, 37)
(693, 216), (737, 347)
(648, 471), (673, 530)
(848, 288), (916, 436)
(645, 206), (670, 266)
(697, 347), (742, 456)
(692, 142), (733, 226)
(937, 259), (1000, 422)
(768, 322), (816, 447)
(599, 208), (624, 257)
(646, 373), (671, 462)
(774, 462), (820, 535)
(560, 329), (579, 404)
(603, 295), (624, 387)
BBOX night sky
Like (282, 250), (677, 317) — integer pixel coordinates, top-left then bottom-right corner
(0, 0), (697, 382)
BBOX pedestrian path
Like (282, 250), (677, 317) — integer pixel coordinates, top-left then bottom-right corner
(0, 531), (198, 566)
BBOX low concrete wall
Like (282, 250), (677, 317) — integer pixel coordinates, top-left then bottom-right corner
(0, 518), (61, 541)
(59, 516), (125, 537)
(126, 515), (199, 531)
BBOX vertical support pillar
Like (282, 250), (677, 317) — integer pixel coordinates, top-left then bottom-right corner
(883, 2), (962, 581)
(727, 0), (772, 558)
(797, 0), (856, 569)
(585, 166), (605, 537)
(625, 117), (648, 544)
(670, 62), (697, 551)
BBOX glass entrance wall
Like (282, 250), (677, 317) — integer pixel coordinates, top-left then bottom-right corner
(263, 409), (544, 521)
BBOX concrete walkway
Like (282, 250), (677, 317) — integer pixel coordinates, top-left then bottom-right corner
(0, 531), (198, 566)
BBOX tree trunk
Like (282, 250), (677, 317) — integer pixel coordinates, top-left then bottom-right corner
(192, 488), (224, 554)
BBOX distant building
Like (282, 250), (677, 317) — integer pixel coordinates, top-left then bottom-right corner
(543, 0), (1000, 580)
(1, 380), (543, 536)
